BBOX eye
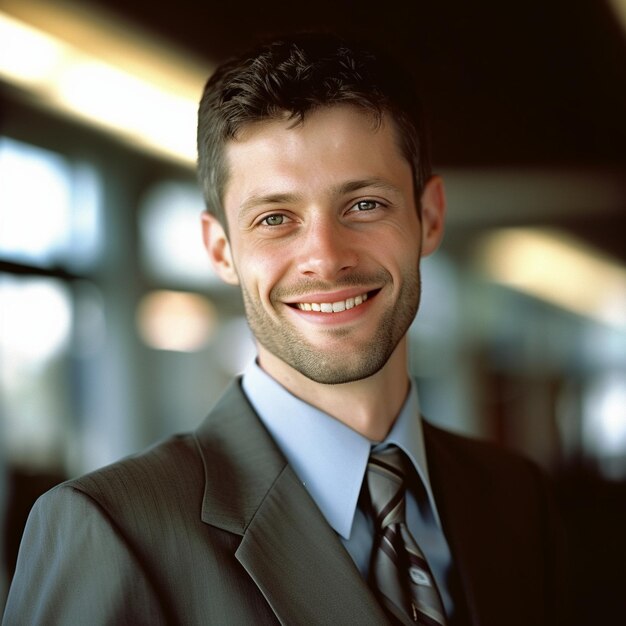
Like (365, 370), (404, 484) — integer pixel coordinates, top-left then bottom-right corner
(261, 214), (287, 226)
(353, 199), (381, 212)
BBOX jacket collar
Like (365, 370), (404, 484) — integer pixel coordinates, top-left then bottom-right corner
(194, 380), (389, 625)
(194, 379), (286, 535)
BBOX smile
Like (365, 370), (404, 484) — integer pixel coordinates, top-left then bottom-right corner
(296, 292), (369, 313)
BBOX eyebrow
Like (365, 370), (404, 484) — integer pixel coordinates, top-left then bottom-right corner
(239, 192), (303, 215)
(331, 178), (402, 196)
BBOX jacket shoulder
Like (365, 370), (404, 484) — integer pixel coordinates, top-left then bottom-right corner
(65, 433), (204, 521)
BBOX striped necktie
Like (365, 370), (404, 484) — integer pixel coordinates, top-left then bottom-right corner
(366, 446), (448, 626)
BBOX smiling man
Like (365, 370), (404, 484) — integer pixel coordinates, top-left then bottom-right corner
(4, 34), (562, 626)
(203, 104), (443, 441)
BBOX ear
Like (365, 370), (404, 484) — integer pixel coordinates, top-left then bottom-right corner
(201, 212), (239, 285)
(419, 175), (446, 257)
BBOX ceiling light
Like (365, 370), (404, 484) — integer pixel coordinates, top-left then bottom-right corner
(136, 290), (217, 352)
(474, 228), (626, 328)
(0, 5), (210, 165)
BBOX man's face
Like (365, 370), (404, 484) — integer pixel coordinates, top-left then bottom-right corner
(203, 105), (444, 385)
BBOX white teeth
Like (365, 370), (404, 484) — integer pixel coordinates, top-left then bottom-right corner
(297, 292), (369, 313)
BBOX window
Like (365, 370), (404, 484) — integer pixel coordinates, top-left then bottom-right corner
(138, 180), (217, 287)
(0, 275), (73, 468)
(0, 137), (101, 270)
(0, 136), (103, 473)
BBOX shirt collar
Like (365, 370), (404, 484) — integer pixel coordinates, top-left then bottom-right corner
(374, 388), (441, 527)
(241, 360), (440, 538)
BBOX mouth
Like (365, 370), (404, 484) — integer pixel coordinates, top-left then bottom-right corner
(288, 289), (380, 314)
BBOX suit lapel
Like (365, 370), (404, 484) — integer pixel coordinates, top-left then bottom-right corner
(423, 421), (497, 626)
(424, 423), (482, 625)
(195, 381), (388, 625)
(237, 462), (388, 625)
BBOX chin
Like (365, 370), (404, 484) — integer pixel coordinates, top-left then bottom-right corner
(288, 353), (389, 386)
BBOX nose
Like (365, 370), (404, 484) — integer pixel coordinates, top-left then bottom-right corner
(296, 217), (358, 280)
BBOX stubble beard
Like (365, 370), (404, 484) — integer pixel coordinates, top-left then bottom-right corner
(240, 268), (421, 385)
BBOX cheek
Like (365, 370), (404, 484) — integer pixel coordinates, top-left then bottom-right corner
(238, 249), (289, 298)
(387, 246), (422, 293)
(376, 229), (422, 270)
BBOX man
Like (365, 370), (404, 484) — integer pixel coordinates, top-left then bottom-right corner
(3, 34), (562, 625)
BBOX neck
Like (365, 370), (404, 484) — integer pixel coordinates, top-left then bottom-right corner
(257, 340), (411, 441)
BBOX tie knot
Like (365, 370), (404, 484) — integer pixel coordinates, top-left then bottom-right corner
(366, 446), (409, 529)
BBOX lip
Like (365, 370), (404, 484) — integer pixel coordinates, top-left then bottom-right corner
(283, 288), (380, 325)
(284, 287), (379, 306)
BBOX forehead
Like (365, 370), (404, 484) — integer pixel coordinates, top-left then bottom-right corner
(222, 105), (412, 202)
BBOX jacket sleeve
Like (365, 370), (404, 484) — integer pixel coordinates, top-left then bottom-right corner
(2, 485), (168, 626)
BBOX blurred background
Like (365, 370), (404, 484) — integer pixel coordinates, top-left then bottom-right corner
(1, 0), (625, 619)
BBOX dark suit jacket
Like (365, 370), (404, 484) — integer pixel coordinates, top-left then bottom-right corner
(3, 380), (562, 625)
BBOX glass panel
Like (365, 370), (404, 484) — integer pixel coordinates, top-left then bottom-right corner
(139, 180), (220, 287)
(0, 136), (101, 270)
(0, 275), (73, 469)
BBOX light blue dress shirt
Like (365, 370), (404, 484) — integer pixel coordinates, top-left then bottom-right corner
(241, 360), (455, 616)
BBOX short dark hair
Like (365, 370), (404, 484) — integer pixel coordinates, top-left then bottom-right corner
(197, 32), (431, 226)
